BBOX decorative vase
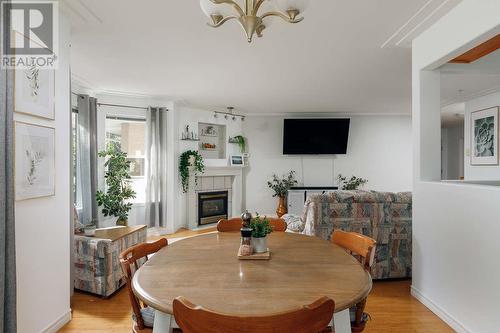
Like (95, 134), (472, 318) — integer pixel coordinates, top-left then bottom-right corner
(252, 236), (268, 253)
(116, 218), (128, 226)
(276, 196), (287, 217)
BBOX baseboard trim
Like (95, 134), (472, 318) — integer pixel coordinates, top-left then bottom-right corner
(410, 286), (469, 333)
(41, 309), (72, 333)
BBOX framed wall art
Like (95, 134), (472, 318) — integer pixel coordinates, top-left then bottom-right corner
(471, 107), (499, 166)
(14, 65), (55, 119)
(15, 122), (56, 200)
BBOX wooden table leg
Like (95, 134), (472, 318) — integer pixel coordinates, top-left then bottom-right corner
(153, 311), (173, 333)
(333, 309), (352, 333)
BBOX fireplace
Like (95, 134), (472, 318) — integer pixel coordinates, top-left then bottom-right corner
(198, 191), (228, 226)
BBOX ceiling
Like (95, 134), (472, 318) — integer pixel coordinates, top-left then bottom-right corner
(66, 0), (462, 114)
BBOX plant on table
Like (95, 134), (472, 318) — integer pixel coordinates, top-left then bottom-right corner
(250, 214), (273, 253)
(96, 143), (136, 226)
(179, 150), (205, 193)
(249, 214), (273, 238)
(337, 174), (368, 190)
(267, 170), (298, 217)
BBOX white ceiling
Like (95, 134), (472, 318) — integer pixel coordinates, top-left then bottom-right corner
(66, 0), (462, 114)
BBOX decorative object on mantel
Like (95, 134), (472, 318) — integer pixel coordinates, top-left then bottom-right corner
(250, 214), (273, 253)
(181, 125), (199, 141)
(229, 135), (246, 153)
(199, 0), (309, 43)
(267, 170), (298, 217)
(96, 143), (136, 226)
(336, 174), (368, 190)
(471, 107), (499, 166)
(179, 150), (205, 193)
(230, 154), (245, 166)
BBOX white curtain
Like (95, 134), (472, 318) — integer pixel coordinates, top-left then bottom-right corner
(145, 107), (168, 229)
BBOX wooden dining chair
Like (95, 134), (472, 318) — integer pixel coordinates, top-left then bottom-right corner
(331, 230), (376, 332)
(120, 238), (168, 333)
(173, 296), (335, 333)
(217, 217), (287, 232)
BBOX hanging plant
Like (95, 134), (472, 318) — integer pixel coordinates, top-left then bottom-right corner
(233, 135), (246, 153)
(179, 150), (205, 193)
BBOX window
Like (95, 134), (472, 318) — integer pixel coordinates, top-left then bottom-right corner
(105, 116), (147, 204)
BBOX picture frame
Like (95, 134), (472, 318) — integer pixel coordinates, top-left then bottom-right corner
(14, 66), (55, 120)
(15, 121), (56, 201)
(471, 107), (499, 166)
(230, 154), (245, 166)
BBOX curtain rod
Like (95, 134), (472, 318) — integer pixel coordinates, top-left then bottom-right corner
(71, 92), (168, 111)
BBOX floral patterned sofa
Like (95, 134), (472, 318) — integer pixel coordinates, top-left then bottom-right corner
(301, 190), (412, 280)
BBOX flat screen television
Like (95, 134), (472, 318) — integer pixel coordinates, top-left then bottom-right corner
(283, 118), (350, 155)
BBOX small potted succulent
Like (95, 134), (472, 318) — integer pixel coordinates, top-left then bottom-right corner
(250, 214), (273, 253)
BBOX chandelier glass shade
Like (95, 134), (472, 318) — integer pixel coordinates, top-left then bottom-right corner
(199, 0), (309, 42)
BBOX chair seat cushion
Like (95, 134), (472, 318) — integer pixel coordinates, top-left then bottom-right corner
(132, 307), (155, 328)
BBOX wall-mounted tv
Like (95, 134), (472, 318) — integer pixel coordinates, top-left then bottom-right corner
(283, 118), (350, 155)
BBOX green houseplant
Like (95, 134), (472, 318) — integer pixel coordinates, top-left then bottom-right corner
(179, 150), (205, 193)
(232, 135), (246, 153)
(96, 143), (136, 226)
(250, 214), (272, 253)
(267, 170), (298, 217)
(337, 174), (368, 190)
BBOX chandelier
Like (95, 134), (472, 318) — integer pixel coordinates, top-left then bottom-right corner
(199, 0), (309, 42)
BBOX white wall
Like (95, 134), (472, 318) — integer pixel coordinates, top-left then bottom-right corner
(243, 115), (413, 213)
(412, 1), (500, 332)
(14, 13), (72, 333)
(464, 91), (500, 180)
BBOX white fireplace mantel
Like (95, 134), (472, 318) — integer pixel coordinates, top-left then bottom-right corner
(187, 166), (244, 229)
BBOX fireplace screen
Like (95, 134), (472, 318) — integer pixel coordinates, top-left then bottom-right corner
(198, 191), (228, 225)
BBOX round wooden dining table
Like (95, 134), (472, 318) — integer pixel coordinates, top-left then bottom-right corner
(132, 232), (372, 333)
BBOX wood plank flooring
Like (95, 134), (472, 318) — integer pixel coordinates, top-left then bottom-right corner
(61, 228), (454, 333)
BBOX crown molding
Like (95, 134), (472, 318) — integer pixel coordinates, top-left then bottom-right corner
(381, 0), (462, 49)
(60, 0), (103, 26)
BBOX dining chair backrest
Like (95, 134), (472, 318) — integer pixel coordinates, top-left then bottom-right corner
(173, 296), (335, 333)
(217, 217), (287, 232)
(120, 238), (168, 330)
(331, 230), (377, 271)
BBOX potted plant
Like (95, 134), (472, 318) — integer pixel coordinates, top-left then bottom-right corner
(250, 214), (272, 253)
(267, 170), (298, 217)
(230, 135), (246, 153)
(96, 143), (136, 226)
(179, 150), (205, 193)
(337, 174), (368, 190)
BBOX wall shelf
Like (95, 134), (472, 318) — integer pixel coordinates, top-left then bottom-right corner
(180, 138), (200, 142)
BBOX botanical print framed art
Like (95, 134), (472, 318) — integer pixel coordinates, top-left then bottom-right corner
(471, 107), (499, 166)
(15, 122), (55, 200)
(14, 66), (55, 120)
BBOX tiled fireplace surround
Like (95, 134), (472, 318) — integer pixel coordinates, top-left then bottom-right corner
(187, 167), (243, 230)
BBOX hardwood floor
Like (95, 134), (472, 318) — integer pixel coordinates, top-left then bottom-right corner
(61, 228), (454, 333)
